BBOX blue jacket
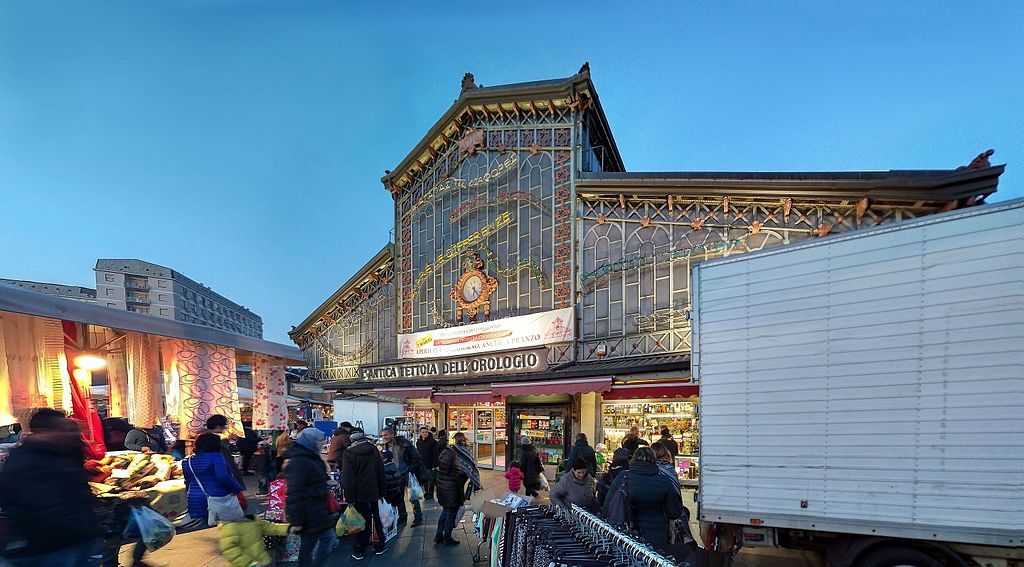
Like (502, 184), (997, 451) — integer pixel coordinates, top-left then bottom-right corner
(182, 451), (245, 521)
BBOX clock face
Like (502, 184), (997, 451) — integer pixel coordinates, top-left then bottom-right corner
(461, 274), (484, 302)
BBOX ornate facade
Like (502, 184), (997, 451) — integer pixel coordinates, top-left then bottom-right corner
(292, 67), (1003, 388)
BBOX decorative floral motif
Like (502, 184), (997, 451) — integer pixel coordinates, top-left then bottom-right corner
(554, 284), (571, 300)
(252, 355), (287, 430)
(554, 264), (571, 281)
(168, 340), (243, 440)
(556, 245), (571, 261)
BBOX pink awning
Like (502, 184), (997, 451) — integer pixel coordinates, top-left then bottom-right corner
(373, 386), (433, 400)
(602, 381), (698, 400)
(431, 390), (496, 405)
(491, 376), (612, 398)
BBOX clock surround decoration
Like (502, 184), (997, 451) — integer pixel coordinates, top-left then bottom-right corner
(450, 254), (499, 323)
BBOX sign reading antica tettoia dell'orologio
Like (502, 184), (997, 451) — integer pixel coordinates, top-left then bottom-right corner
(358, 347), (548, 382)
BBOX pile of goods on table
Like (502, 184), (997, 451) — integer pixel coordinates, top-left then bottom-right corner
(85, 451), (188, 523)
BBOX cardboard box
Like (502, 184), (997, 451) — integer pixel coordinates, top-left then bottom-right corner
(479, 490), (533, 520)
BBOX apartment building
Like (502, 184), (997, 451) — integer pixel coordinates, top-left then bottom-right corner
(0, 279), (97, 302)
(94, 259), (263, 338)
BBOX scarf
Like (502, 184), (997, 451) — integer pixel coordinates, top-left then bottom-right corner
(453, 444), (482, 495)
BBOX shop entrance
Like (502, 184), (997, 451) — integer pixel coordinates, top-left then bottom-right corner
(446, 403), (506, 470)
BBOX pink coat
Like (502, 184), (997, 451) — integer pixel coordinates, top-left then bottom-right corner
(505, 466), (524, 492)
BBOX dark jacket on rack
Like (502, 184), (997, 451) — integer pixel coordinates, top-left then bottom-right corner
(416, 435), (440, 470)
(566, 438), (598, 477)
(435, 446), (468, 509)
(604, 461), (683, 549)
(341, 439), (385, 504)
(284, 443), (332, 533)
(517, 444), (545, 493)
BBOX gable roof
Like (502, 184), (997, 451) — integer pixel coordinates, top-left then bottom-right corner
(576, 165), (1004, 202)
(380, 66), (625, 196)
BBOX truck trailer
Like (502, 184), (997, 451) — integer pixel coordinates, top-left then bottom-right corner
(692, 199), (1024, 567)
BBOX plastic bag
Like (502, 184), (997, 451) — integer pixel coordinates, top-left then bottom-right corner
(125, 506), (175, 552)
(539, 474), (550, 491)
(408, 474), (424, 502)
(378, 498), (398, 530)
(342, 505), (365, 535)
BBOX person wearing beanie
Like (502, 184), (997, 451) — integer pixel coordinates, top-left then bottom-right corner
(516, 437), (545, 497)
(284, 427), (335, 567)
(341, 428), (388, 559)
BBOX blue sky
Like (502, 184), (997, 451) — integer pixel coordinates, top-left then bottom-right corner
(2, 1), (1021, 343)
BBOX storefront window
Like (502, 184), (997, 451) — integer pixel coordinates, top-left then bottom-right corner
(601, 399), (700, 481)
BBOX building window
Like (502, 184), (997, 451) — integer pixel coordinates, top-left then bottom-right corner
(158, 294), (168, 302)
(105, 288), (115, 296)
(159, 308), (169, 316)
(157, 280), (168, 289)
(107, 302), (117, 307)
(104, 274), (114, 282)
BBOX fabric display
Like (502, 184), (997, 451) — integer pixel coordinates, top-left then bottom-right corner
(165, 339), (243, 440)
(266, 479), (287, 521)
(498, 504), (681, 567)
(251, 354), (288, 430)
(125, 333), (164, 430)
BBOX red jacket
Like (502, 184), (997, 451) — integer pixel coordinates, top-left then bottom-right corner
(504, 466), (524, 492)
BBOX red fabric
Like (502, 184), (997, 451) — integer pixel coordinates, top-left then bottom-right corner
(602, 382), (699, 400)
(429, 390), (496, 405)
(327, 492), (341, 514)
(491, 376), (612, 397)
(373, 386), (433, 400)
(62, 321), (106, 459)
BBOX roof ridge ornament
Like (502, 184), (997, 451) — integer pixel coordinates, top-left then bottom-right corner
(578, 61), (590, 75)
(959, 149), (994, 170)
(461, 72), (477, 94)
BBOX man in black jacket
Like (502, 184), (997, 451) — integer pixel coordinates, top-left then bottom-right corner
(0, 409), (100, 565)
(621, 426), (650, 458)
(416, 426), (440, 500)
(380, 427), (424, 527)
(658, 428), (680, 457)
(285, 428), (335, 567)
(341, 430), (388, 560)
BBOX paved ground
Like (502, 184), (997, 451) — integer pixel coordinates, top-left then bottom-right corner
(126, 469), (826, 566)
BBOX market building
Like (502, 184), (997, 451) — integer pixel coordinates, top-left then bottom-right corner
(291, 66), (1003, 478)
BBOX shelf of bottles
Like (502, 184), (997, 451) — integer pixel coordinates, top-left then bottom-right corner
(515, 410), (566, 467)
(601, 400), (700, 480)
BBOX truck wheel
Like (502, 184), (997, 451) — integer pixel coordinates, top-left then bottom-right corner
(857, 547), (943, 567)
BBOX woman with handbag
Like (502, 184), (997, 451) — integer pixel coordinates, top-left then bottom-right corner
(602, 446), (683, 551)
(183, 433), (246, 527)
(434, 432), (481, 546)
(285, 427), (337, 567)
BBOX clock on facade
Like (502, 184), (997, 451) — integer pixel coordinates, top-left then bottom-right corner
(450, 255), (499, 323)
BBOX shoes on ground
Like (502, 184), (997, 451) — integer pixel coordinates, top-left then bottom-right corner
(434, 534), (444, 544)
(351, 551), (366, 561)
(375, 545), (389, 555)
(411, 518), (423, 527)
(444, 538), (460, 546)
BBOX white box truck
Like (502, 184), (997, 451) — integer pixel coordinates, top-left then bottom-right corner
(691, 199), (1024, 567)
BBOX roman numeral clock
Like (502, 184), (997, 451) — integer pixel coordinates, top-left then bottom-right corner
(450, 254), (499, 323)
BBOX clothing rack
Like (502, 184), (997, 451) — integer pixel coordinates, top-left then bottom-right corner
(559, 504), (681, 567)
(498, 504), (689, 567)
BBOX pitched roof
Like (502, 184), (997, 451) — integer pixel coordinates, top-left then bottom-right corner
(381, 66), (625, 195)
(576, 165), (1004, 202)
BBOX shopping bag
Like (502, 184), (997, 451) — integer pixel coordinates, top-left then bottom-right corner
(327, 492), (342, 514)
(604, 473), (631, 528)
(370, 512), (399, 544)
(538, 474), (550, 491)
(208, 494), (245, 524)
(408, 474), (424, 502)
(266, 479), (287, 522)
(378, 499), (398, 531)
(343, 506), (366, 535)
(126, 506), (175, 552)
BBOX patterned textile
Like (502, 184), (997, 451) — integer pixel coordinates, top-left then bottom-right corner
(252, 355), (287, 430)
(126, 333), (165, 429)
(166, 340), (243, 440)
(0, 312), (62, 428)
(106, 351), (130, 419)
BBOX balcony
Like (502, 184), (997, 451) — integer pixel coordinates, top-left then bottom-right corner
(125, 281), (150, 291)
(126, 293), (150, 305)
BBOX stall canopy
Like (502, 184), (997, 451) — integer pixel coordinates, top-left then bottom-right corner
(491, 376), (612, 397)
(372, 386), (433, 400)
(431, 390), (495, 405)
(602, 380), (698, 400)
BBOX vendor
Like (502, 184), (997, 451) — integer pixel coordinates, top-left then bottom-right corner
(125, 426), (161, 453)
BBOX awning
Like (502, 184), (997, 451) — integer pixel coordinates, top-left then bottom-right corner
(372, 386), (433, 400)
(491, 376), (612, 397)
(0, 285), (305, 364)
(431, 390), (495, 405)
(602, 381), (699, 400)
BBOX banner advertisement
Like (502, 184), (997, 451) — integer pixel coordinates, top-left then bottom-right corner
(397, 307), (574, 360)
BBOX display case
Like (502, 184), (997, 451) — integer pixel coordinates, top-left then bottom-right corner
(403, 406), (436, 430)
(508, 404), (570, 471)
(602, 400), (699, 460)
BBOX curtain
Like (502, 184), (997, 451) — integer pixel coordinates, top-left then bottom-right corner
(106, 351), (129, 419)
(0, 312), (62, 429)
(0, 314), (13, 426)
(166, 339), (242, 440)
(125, 332), (164, 429)
(252, 354), (288, 430)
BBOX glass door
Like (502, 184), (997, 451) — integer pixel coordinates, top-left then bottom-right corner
(494, 407), (507, 469)
(475, 409), (494, 468)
